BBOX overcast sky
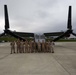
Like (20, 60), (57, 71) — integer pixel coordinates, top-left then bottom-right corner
(0, 0), (76, 34)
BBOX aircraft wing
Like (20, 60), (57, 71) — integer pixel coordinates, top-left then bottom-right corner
(44, 32), (64, 36)
(4, 30), (34, 40)
(0, 33), (5, 37)
(13, 31), (34, 37)
(0, 5), (34, 41)
(44, 6), (74, 42)
(44, 30), (72, 41)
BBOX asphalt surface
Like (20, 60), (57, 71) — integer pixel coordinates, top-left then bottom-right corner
(0, 42), (76, 75)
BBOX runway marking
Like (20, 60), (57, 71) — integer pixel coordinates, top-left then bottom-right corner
(0, 54), (10, 61)
(56, 45), (76, 51)
(52, 55), (71, 75)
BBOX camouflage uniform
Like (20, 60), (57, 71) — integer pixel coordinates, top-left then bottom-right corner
(37, 40), (41, 52)
(42, 40), (45, 52)
(21, 40), (24, 53)
(24, 40), (28, 53)
(33, 41), (36, 53)
(10, 41), (15, 54)
(16, 39), (21, 53)
(50, 41), (55, 53)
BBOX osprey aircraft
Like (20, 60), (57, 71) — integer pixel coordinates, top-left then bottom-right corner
(0, 5), (76, 42)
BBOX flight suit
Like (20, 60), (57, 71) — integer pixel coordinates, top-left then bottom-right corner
(37, 40), (41, 52)
(24, 41), (28, 53)
(29, 41), (32, 53)
(21, 40), (24, 53)
(42, 40), (45, 52)
(10, 41), (15, 54)
(33, 41), (36, 53)
(45, 42), (48, 52)
(50, 41), (55, 53)
(16, 39), (21, 53)
(48, 41), (51, 52)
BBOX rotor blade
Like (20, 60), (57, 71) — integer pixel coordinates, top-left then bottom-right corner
(67, 6), (72, 30)
(4, 5), (9, 30)
(0, 33), (5, 37)
(4, 30), (26, 41)
(72, 32), (76, 36)
(53, 30), (72, 42)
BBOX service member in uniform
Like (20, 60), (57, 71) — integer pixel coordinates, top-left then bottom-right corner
(45, 41), (48, 52)
(16, 39), (21, 53)
(37, 40), (41, 52)
(10, 41), (15, 54)
(21, 40), (24, 53)
(33, 41), (36, 53)
(50, 41), (55, 53)
(42, 40), (45, 52)
(48, 41), (51, 52)
(24, 40), (28, 53)
(29, 40), (32, 53)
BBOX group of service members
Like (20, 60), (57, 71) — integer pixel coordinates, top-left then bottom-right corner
(10, 39), (55, 54)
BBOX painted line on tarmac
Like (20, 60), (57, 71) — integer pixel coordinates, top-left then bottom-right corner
(0, 54), (10, 61)
(56, 45), (76, 51)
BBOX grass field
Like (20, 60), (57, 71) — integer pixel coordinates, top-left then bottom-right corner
(56, 39), (76, 42)
(0, 36), (76, 42)
(46, 38), (76, 42)
(0, 36), (34, 42)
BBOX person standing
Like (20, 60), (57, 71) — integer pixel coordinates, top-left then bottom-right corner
(24, 40), (28, 53)
(37, 40), (41, 52)
(21, 40), (24, 53)
(33, 41), (36, 53)
(16, 39), (21, 53)
(10, 41), (15, 54)
(29, 40), (32, 53)
(42, 40), (45, 52)
(50, 41), (55, 53)
(48, 41), (51, 53)
(45, 41), (48, 52)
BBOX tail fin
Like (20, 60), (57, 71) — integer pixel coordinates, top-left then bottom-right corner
(4, 5), (9, 30)
(67, 6), (72, 30)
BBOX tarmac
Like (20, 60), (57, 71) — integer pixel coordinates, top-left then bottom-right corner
(0, 42), (76, 75)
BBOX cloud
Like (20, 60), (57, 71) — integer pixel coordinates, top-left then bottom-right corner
(0, 0), (76, 34)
